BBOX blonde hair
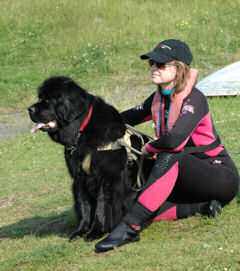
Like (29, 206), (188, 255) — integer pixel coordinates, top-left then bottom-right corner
(157, 60), (191, 100)
(173, 61), (191, 97)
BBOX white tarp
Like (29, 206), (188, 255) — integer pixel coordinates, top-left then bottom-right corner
(196, 61), (240, 96)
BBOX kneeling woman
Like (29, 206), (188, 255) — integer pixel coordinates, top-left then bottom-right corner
(95, 39), (240, 252)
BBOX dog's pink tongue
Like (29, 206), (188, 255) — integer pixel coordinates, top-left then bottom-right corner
(31, 123), (45, 133)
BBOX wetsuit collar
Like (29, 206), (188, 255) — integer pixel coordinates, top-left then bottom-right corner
(160, 87), (175, 95)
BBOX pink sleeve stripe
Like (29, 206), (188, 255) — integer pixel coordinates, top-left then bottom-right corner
(171, 136), (190, 152)
(145, 136), (190, 153)
(152, 206), (177, 221)
(138, 162), (179, 212)
(140, 115), (152, 123)
(145, 143), (162, 153)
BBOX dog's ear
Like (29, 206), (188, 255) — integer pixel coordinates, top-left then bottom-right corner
(56, 97), (73, 123)
(56, 81), (90, 124)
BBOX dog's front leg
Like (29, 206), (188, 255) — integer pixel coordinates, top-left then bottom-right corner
(84, 184), (109, 242)
(69, 178), (93, 241)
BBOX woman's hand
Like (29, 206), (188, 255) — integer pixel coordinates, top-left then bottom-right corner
(141, 144), (157, 160)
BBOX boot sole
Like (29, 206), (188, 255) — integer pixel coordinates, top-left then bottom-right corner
(95, 235), (140, 253)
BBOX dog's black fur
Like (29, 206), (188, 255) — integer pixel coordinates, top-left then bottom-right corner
(28, 76), (147, 241)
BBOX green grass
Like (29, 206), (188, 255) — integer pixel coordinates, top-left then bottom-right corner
(0, 0), (240, 112)
(0, 0), (240, 270)
(0, 97), (240, 271)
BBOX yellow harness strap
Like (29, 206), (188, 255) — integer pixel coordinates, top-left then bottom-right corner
(81, 153), (92, 174)
(81, 129), (133, 174)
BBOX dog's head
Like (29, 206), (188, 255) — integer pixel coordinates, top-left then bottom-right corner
(28, 76), (91, 133)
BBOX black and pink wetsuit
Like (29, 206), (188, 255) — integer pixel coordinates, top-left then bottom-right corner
(121, 87), (239, 223)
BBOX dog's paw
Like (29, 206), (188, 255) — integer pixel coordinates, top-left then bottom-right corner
(84, 231), (104, 242)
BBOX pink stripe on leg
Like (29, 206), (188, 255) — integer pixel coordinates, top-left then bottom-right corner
(152, 206), (177, 221)
(138, 162), (179, 212)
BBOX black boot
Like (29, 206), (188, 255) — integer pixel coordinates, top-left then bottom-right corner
(177, 200), (222, 219)
(95, 221), (140, 253)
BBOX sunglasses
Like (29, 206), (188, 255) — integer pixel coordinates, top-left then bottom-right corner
(148, 59), (177, 70)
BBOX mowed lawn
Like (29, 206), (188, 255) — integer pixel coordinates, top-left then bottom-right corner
(0, 0), (240, 270)
(0, 96), (239, 271)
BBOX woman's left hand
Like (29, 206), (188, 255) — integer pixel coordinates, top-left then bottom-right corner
(141, 144), (157, 160)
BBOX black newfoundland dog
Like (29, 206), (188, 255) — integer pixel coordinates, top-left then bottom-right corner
(28, 76), (148, 242)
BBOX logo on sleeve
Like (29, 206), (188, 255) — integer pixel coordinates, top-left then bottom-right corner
(181, 99), (195, 115)
(134, 103), (144, 110)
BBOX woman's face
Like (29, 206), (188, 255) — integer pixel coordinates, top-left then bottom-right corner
(150, 60), (177, 90)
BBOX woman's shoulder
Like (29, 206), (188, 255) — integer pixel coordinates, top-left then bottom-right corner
(183, 87), (209, 112)
(189, 86), (207, 101)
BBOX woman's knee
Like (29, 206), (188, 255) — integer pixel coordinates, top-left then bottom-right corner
(151, 151), (183, 177)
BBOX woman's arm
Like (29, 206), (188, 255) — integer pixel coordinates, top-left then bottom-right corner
(120, 92), (155, 126)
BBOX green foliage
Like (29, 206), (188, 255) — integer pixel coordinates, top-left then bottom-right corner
(0, 0), (240, 109)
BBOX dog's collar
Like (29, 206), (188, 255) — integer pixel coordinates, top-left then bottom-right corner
(78, 104), (93, 133)
(66, 104), (93, 155)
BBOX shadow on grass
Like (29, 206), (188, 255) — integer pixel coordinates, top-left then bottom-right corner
(0, 210), (77, 240)
(1, 190), (239, 241)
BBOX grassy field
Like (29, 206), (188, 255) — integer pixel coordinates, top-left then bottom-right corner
(1, 0), (240, 112)
(0, 98), (239, 270)
(0, 0), (240, 270)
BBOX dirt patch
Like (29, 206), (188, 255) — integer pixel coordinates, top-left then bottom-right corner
(0, 111), (31, 141)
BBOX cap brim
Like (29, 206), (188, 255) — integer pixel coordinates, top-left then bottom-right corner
(140, 51), (174, 63)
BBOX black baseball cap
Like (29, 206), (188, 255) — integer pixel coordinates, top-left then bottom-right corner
(140, 39), (193, 66)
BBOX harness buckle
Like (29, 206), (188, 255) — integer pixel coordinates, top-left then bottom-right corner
(70, 146), (76, 155)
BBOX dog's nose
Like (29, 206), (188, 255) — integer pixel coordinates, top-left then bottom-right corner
(28, 106), (35, 113)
